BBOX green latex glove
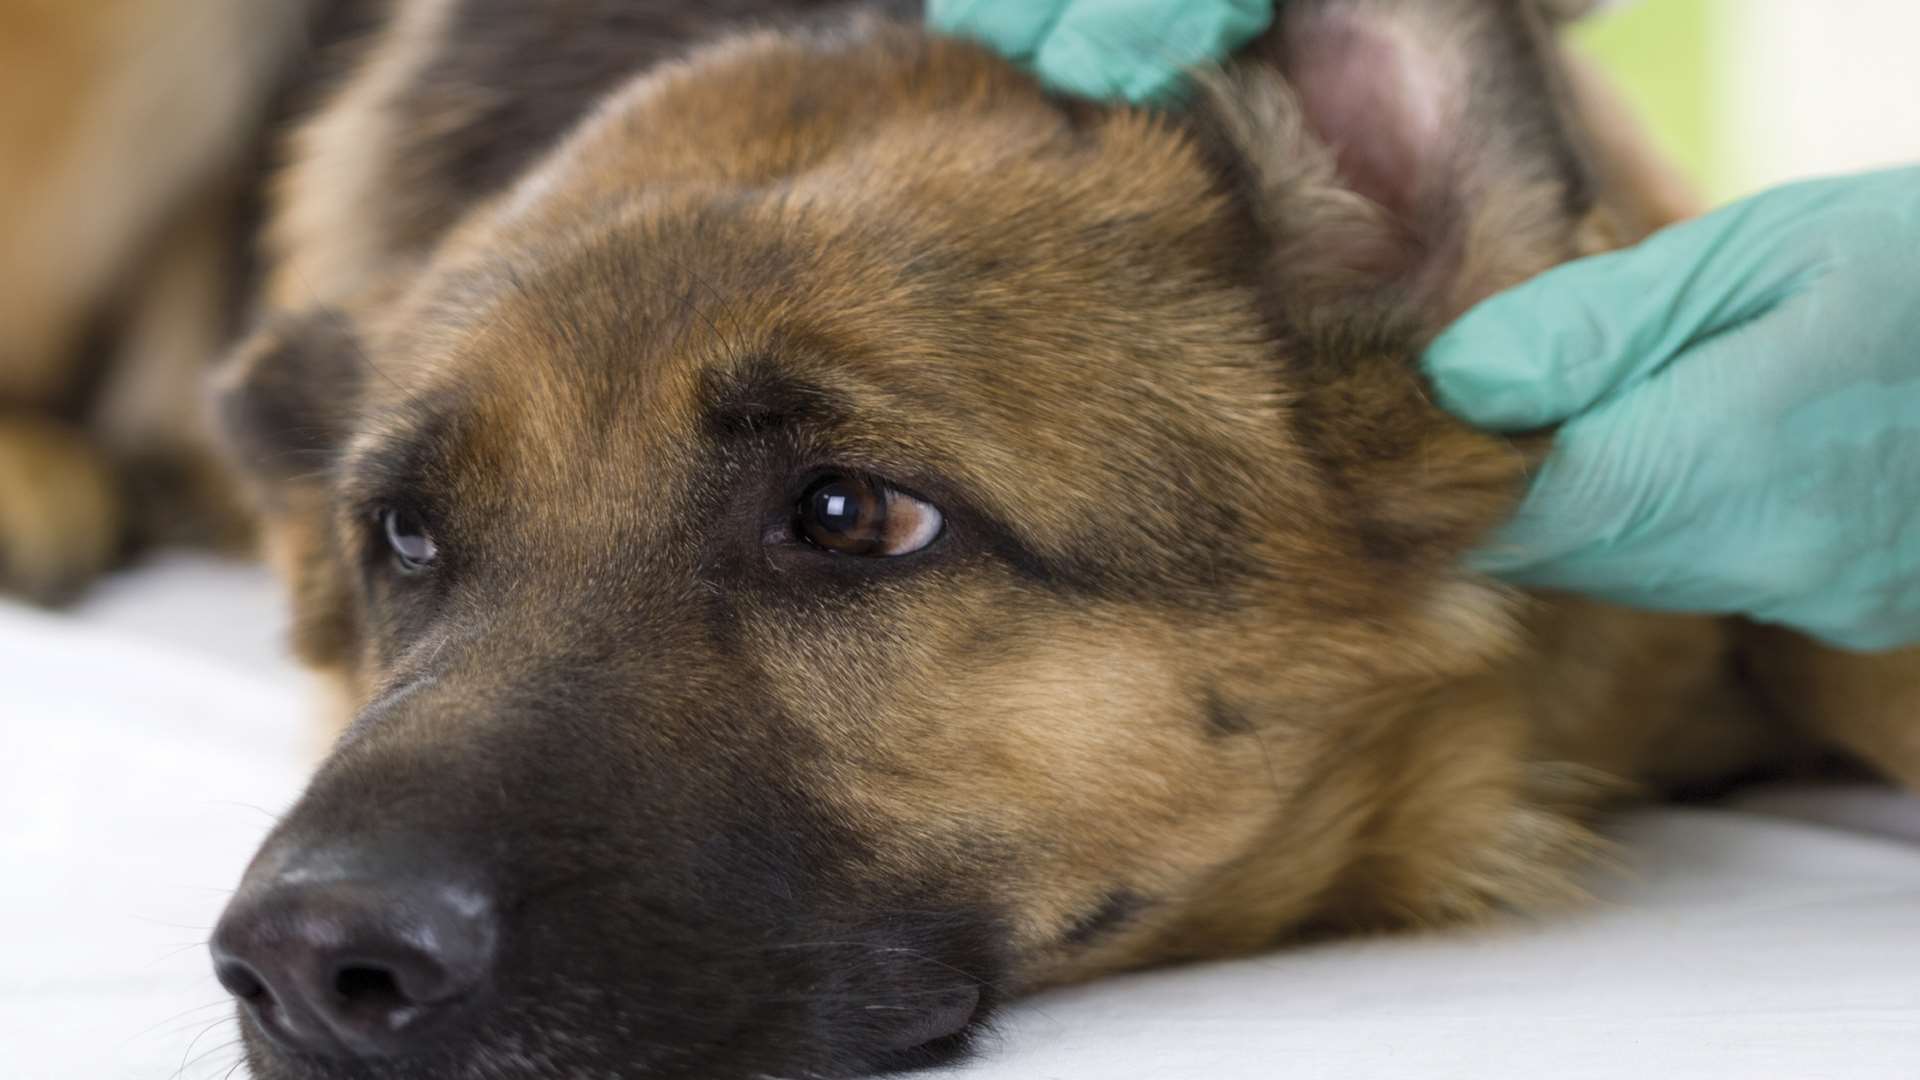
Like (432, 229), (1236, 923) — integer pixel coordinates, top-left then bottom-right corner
(1424, 167), (1920, 651)
(928, 0), (1274, 104)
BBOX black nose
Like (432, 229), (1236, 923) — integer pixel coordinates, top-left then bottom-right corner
(210, 848), (498, 1060)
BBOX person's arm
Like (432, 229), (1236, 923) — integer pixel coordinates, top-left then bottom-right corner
(1423, 167), (1920, 651)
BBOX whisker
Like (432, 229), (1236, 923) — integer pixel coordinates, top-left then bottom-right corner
(147, 938), (215, 966)
(178, 1036), (244, 1080)
(121, 998), (231, 1046)
(203, 799), (287, 824)
(130, 915), (215, 932)
(172, 1018), (235, 1080)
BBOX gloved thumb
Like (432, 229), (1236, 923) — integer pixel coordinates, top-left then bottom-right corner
(1422, 187), (1835, 431)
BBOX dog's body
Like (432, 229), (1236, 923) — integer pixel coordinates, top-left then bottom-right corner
(0, 0), (368, 599)
(4, 1), (1917, 1077)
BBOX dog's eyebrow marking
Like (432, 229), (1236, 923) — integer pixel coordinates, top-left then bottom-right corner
(699, 360), (848, 440)
(343, 392), (461, 504)
(1062, 890), (1148, 949)
(1204, 688), (1254, 738)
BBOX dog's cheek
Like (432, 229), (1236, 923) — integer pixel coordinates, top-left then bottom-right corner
(261, 492), (361, 679)
(805, 605), (1283, 985)
(213, 310), (370, 680)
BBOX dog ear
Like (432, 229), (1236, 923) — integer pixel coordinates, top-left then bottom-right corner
(216, 309), (365, 492)
(1207, 0), (1603, 329)
(215, 310), (364, 667)
(1188, 0), (1608, 572)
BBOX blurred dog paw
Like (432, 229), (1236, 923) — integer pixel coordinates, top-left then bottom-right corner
(0, 416), (124, 604)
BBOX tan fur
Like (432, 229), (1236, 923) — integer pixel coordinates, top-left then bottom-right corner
(1745, 628), (1920, 790)
(0, 0), (311, 598)
(9, 1), (1919, 1045)
(265, 0), (459, 314)
(229, 9), (1813, 1003)
(0, 416), (121, 599)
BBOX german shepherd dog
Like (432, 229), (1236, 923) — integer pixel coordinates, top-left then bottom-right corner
(3, 1), (1915, 1077)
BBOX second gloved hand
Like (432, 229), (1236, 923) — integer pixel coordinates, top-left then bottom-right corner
(927, 0), (1273, 103)
(1423, 167), (1920, 651)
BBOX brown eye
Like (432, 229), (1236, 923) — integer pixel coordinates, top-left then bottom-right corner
(381, 506), (438, 572)
(794, 474), (942, 557)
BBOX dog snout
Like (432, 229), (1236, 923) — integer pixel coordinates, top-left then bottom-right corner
(210, 843), (498, 1061)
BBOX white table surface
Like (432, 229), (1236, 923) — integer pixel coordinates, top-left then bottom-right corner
(4, 555), (1916, 1080)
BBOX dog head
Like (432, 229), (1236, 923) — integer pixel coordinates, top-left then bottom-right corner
(214, 2), (1625, 1076)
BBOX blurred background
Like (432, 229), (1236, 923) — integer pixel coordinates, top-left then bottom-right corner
(1575, 0), (1920, 203)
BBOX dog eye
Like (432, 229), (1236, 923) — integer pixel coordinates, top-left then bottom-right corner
(793, 474), (942, 557)
(380, 506), (438, 572)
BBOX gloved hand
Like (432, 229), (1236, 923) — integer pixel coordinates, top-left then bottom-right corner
(1423, 167), (1920, 651)
(927, 0), (1274, 103)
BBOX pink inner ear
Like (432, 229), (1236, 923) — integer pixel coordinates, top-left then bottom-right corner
(1283, 10), (1461, 228)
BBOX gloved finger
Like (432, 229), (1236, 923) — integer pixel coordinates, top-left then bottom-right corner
(1459, 407), (1670, 583)
(1811, 611), (1920, 653)
(1460, 321), (1762, 591)
(1032, 0), (1272, 102)
(1468, 282), (1920, 648)
(1423, 177), (1856, 431)
(927, 0), (1073, 63)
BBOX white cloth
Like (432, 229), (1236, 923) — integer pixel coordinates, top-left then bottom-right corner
(3, 555), (1917, 1080)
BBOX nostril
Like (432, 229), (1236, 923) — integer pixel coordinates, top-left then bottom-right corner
(334, 963), (405, 1008)
(215, 959), (271, 1004)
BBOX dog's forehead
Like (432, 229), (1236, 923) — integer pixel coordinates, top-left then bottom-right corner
(350, 42), (1310, 569)
(373, 187), (1298, 575)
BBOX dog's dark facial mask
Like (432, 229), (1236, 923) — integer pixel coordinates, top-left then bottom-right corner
(215, 2), (1612, 1076)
